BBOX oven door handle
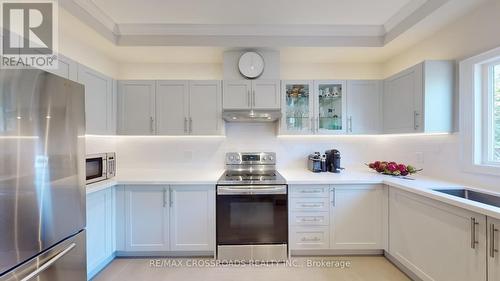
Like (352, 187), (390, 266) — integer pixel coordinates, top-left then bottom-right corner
(217, 185), (287, 195)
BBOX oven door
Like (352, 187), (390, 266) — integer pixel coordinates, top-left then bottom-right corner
(85, 154), (107, 184)
(216, 185), (288, 245)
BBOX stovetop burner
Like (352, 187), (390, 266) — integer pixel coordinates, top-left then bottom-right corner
(217, 152), (287, 185)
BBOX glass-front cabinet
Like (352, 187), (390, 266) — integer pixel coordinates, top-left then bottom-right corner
(281, 80), (314, 134)
(281, 80), (346, 134)
(315, 80), (346, 134)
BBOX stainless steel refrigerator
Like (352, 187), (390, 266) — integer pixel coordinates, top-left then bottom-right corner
(0, 69), (87, 281)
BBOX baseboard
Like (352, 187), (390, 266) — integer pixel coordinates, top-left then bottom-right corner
(384, 251), (422, 281)
(87, 253), (116, 280)
(115, 251), (215, 258)
(291, 249), (384, 256)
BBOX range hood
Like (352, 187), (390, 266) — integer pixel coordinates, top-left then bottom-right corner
(223, 109), (282, 123)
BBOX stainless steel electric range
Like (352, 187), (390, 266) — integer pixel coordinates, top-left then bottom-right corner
(216, 152), (288, 262)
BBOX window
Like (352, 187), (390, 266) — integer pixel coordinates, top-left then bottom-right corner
(460, 46), (500, 176)
(493, 64), (500, 162)
(483, 62), (500, 165)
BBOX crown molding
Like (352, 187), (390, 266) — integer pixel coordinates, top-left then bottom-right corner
(59, 0), (450, 47)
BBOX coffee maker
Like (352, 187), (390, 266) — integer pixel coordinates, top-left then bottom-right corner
(325, 149), (343, 173)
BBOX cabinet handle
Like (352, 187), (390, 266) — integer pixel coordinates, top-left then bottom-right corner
(150, 117), (154, 134)
(189, 118), (193, 134)
(331, 188), (336, 206)
(471, 217), (479, 249)
(300, 190), (321, 193)
(348, 116), (353, 133)
(184, 117), (188, 133)
(301, 237), (320, 242)
(413, 111), (420, 130)
(163, 188), (167, 208)
(253, 90), (256, 107)
(300, 218), (320, 222)
(300, 203), (321, 208)
(491, 224), (499, 258)
(310, 117), (314, 133)
(248, 90), (251, 107)
(169, 188), (173, 207)
(315, 117), (319, 132)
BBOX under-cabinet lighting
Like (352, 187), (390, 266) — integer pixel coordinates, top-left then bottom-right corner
(277, 132), (453, 138)
(85, 134), (226, 139)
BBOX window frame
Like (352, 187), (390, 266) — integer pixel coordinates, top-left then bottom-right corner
(460, 46), (500, 176)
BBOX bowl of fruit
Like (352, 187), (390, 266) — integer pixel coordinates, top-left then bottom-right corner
(366, 161), (422, 177)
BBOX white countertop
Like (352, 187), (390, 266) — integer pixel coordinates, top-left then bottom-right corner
(86, 168), (500, 219)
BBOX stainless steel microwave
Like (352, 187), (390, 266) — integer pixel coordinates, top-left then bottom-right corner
(86, 153), (116, 184)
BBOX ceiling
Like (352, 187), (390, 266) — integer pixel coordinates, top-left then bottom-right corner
(91, 0), (414, 26)
(58, 0), (487, 64)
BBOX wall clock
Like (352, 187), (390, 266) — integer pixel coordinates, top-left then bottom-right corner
(238, 51), (265, 79)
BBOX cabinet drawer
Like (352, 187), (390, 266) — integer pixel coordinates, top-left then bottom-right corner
(290, 226), (330, 249)
(290, 185), (330, 198)
(290, 197), (330, 212)
(290, 212), (329, 226)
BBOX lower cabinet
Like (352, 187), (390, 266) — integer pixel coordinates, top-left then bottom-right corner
(170, 185), (215, 251)
(389, 189), (487, 281)
(289, 184), (386, 252)
(332, 185), (386, 250)
(118, 185), (215, 254)
(124, 186), (170, 252)
(86, 188), (115, 279)
(488, 217), (500, 281)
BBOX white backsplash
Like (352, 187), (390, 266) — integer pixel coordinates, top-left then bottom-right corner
(86, 123), (500, 192)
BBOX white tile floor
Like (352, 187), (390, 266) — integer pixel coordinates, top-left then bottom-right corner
(92, 256), (410, 281)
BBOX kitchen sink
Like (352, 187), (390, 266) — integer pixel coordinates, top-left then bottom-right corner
(433, 189), (500, 208)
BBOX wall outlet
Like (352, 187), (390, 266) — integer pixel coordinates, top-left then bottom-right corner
(415, 152), (424, 164)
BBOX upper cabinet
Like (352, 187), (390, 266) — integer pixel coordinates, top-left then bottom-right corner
(118, 80), (222, 136)
(383, 61), (454, 134)
(118, 80), (156, 135)
(315, 80), (347, 134)
(46, 55), (78, 82)
(281, 80), (346, 135)
(223, 80), (280, 110)
(78, 65), (116, 135)
(346, 80), (383, 134)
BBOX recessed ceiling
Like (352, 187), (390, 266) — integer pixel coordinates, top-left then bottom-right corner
(91, 0), (413, 26)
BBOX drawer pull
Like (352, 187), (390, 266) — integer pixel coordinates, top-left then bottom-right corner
(300, 204), (322, 208)
(301, 237), (320, 242)
(300, 218), (321, 222)
(300, 190), (322, 193)
(471, 217), (479, 249)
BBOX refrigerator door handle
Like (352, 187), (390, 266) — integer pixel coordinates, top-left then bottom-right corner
(21, 243), (76, 281)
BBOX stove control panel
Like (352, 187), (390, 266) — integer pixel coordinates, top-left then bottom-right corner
(225, 152), (276, 165)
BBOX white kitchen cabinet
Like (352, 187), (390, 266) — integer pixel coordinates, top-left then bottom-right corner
(189, 80), (223, 135)
(331, 185), (386, 250)
(389, 189), (486, 281)
(289, 184), (386, 252)
(119, 80), (222, 135)
(86, 188), (114, 279)
(346, 80), (382, 134)
(169, 185), (215, 252)
(118, 80), (156, 135)
(281, 80), (347, 135)
(314, 80), (347, 134)
(78, 64), (115, 135)
(280, 80), (315, 134)
(46, 54), (78, 81)
(383, 61), (454, 134)
(223, 80), (280, 110)
(488, 217), (500, 281)
(155, 80), (189, 135)
(124, 186), (169, 252)
(223, 80), (252, 109)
